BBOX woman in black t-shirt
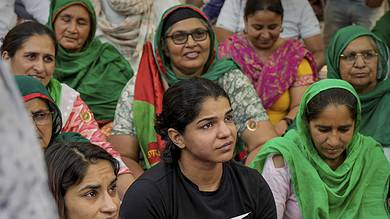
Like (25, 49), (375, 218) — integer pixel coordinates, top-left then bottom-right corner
(120, 78), (277, 219)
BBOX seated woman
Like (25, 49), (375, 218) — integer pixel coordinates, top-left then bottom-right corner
(250, 79), (390, 218)
(14, 75), (134, 197)
(110, 5), (277, 177)
(120, 78), (277, 218)
(48, 0), (134, 135)
(1, 21), (121, 157)
(327, 25), (390, 161)
(218, 0), (318, 135)
(45, 141), (120, 219)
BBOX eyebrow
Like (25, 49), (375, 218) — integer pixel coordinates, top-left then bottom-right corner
(31, 109), (50, 114)
(196, 108), (233, 125)
(78, 177), (117, 192)
(314, 124), (353, 128)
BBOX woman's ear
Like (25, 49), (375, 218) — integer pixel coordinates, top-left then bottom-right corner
(1, 51), (11, 61)
(167, 128), (185, 149)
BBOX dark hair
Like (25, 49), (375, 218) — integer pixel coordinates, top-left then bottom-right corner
(1, 21), (57, 57)
(155, 78), (231, 163)
(45, 141), (120, 219)
(305, 88), (357, 122)
(244, 0), (284, 19)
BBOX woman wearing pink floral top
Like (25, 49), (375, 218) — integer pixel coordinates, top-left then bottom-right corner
(218, 0), (317, 136)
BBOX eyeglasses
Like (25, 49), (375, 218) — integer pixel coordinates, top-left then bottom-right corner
(165, 29), (209, 45)
(340, 50), (378, 64)
(31, 110), (53, 126)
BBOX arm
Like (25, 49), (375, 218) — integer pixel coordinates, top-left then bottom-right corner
(220, 70), (277, 164)
(303, 35), (325, 69)
(242, 120), (277, 164)
(261, 155), (291, 219)
(274, 58), (314, 135)
(110, 77), (144, 179)
(109, 134), (144, 179)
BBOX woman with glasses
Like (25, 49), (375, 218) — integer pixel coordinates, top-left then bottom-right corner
(219, 0), (318, 136)
(14, 75), (63, 149)
(110, 4), (277, 178)
(327, 25), (390, 161)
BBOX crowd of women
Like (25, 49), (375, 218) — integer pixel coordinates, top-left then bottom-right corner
(1, 0), (389, 218)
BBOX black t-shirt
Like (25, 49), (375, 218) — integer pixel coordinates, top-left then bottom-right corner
(120, 161), (277, 219)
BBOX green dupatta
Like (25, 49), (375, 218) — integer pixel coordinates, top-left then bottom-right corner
(327, 25), (390, 148)
(48, 0), (133, 122)
(133, 5), (239, 168)
(250, 79), (390, 219)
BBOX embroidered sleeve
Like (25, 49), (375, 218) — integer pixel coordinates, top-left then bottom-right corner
(112, 77), (136, 136)
(217, 69), (269, 135)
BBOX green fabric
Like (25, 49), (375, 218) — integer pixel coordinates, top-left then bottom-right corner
(153, 4), (239, 86)
(132, 41), (165, 168)
(48, 0), (133, 122)
(372, 11), (390, 48)
(14, 75), (63, 141)
(250, 79), (390, 219)
(54, 132), (89, 144)
(327, 25), (390, 147)
(47, 78), (62, 106)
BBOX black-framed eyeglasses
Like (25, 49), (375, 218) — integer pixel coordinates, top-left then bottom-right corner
(165, 29), (209, 45)
(31, 110), (53, 126)
(340, 50), (378, 64)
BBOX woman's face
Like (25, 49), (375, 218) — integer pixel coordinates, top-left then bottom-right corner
(53, 4), (91, 52)
(244, 10), (282, 50)
(175, 96), (237, 165)
(25, 98), (53, 149)
(2, 35), (55, 86)
(164, 18), (211, 77)
(308, 104), (355, 169)
(64, 160), (120, 219)
(339, 36), (378, 94)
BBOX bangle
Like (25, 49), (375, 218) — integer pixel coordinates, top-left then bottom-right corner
(282, 117), (293, 127)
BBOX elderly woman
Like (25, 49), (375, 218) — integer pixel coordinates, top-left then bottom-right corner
(14, 75), (134, 197)
(45, 141), (121, 219)
(218, 0), (318, 135)
(327, 25), (390, 160)
(250, 79), (390, 218)
(120, 78), (277, 218)
(110, 5), (277, 177)
(47, 0), (134, 134)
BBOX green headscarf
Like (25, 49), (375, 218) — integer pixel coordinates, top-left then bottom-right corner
(153, 4), (239, 85)
(132, 5), (240, 168)
(327, 25), (390, 148)
(250, 79), (390, 219)
(15, 75), (63, 143)
(48, 0), (133, 122)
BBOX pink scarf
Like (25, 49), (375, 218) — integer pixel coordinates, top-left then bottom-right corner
(219, 34), (317, 110)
